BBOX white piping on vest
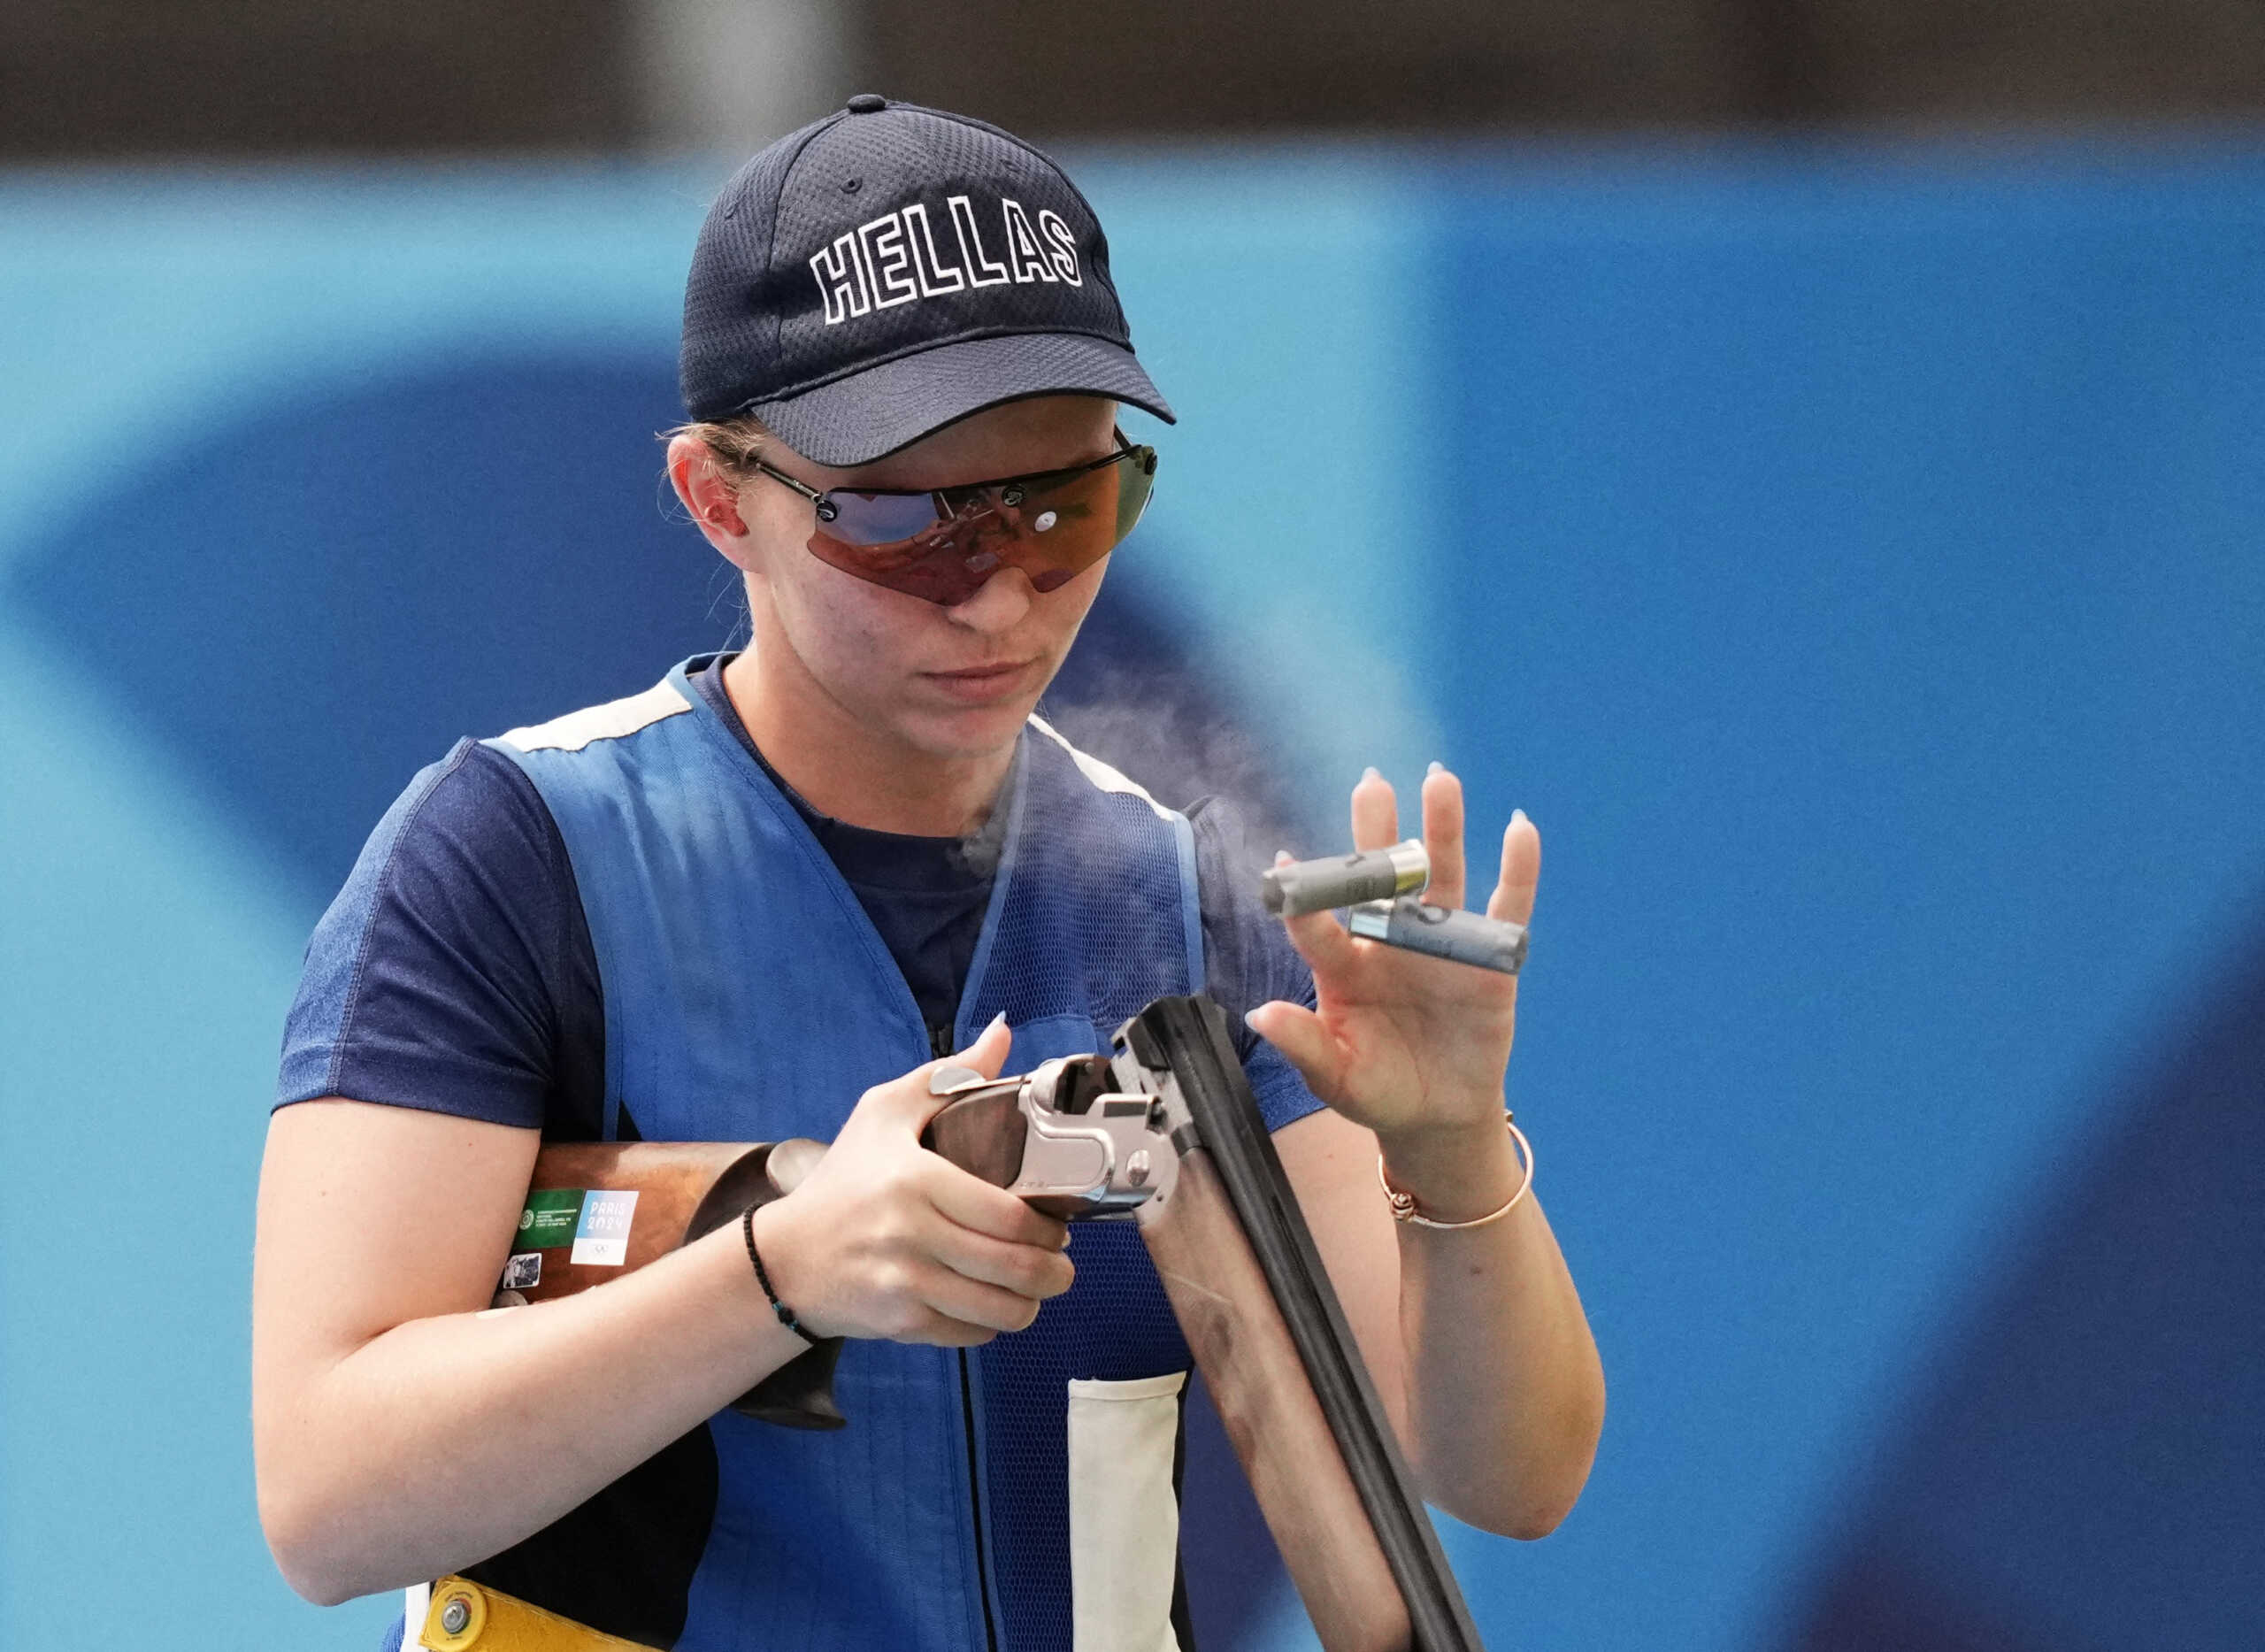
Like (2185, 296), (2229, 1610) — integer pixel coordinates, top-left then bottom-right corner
(499, 680), (693, 753)
(1027, 715), (1177, 823)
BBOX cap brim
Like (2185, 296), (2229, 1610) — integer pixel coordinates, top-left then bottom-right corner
(746, 333), (1176, 468)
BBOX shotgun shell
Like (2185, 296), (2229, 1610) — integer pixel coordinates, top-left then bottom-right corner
(1261, 839), (1428, 917)
(1347, 897), (1529, 975)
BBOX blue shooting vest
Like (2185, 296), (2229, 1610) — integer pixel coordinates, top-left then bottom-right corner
(491, 658), (1203, 1652)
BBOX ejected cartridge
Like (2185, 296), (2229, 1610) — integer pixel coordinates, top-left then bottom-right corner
(1347, 898), (1529, 975)
(1262, 839), (1428, 918)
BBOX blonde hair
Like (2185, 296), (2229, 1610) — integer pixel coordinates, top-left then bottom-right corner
(664, 413), (772, 488)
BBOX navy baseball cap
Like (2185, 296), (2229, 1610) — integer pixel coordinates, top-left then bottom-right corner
(680, 94), (1176, 467)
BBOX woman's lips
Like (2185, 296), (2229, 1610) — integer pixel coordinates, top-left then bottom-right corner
(921, 658), (1037, 703)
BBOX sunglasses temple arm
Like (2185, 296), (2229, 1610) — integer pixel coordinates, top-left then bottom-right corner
(754, 458), (829, 510)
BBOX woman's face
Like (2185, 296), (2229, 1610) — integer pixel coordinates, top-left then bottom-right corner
(731, 395), (1121, 764)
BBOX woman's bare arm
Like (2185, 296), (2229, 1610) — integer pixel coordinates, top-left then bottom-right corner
(251, 1098), (810, 1602)
(1277, 1107), (1602, 1538)
(1250, 768), (1604, 1538)
(252, 1018), (1069, 1605)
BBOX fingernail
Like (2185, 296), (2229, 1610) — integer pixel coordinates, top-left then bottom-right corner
(1274, 848), (1292, 864)
(987, 1010), (1009, 1032)
(1242, 1008), (1263, 1031)
(1361, 765), (1381, 782)
(1426, 759), (1444, 777)
(1512, 808), (1531, 827)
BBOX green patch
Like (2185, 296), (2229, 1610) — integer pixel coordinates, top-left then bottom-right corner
(518, 1187), (585, 1248)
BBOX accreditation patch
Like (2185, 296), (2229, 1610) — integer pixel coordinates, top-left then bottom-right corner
(518, 1188), (584, 1248)
(570, 1189), (640, 1267)
(500, 1251), (542, 1291)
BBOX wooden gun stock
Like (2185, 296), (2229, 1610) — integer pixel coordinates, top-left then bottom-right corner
(508, 1107), (1029, 1430)
(919, 1084), (1028, 1187)
(509, 1137), (842, 1428)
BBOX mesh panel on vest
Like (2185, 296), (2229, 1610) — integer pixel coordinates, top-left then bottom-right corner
(963, 731), (1196, 1652)
(978, 1223), (1189, 1652)
(971, 733), (1192, 1037)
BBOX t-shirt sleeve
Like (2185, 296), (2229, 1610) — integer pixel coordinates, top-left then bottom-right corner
(1187, 797), (1327, 1135)
(276, 739), (603, 1133)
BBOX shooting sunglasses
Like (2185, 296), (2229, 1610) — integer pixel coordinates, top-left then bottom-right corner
(749, 432), (1159, 607)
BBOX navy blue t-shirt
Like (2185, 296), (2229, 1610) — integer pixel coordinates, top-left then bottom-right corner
(278, 660), (1321, 1141)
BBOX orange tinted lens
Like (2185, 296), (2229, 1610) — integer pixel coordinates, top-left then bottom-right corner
(806, 449), (1154, 605)
(990, 451), (1140, 591)
(804, 515), (999, 605)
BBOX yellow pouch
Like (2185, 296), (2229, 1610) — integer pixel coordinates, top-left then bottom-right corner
(419, 1576), (657, 1651)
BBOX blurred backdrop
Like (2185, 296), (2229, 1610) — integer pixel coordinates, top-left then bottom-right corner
(2, 5), (2261, 1651)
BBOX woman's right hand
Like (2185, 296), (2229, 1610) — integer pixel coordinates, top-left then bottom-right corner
(753, 1016), (1075, 1345)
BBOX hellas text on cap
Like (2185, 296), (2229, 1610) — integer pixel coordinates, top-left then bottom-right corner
(810, 195), (1084, 327)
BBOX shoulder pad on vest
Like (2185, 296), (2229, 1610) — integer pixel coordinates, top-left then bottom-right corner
(1026, 715), (1179, 823)
(497, 680), (692, 753)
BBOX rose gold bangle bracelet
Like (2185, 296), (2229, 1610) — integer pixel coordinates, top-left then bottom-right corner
(1378, 1112), (1535, 1230)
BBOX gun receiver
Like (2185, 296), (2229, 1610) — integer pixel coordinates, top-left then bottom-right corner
(920, 1052), (1179, 1217)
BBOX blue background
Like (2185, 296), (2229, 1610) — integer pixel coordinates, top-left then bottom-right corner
(1, 141), (2259, 1649)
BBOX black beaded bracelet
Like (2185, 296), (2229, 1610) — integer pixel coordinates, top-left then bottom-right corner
(741, 1203), (822, 1347)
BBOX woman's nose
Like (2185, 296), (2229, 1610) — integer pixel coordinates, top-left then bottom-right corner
(945, 562), (1036, 627)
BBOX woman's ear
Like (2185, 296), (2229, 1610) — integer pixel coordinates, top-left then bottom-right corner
(667, 434), (755, 565)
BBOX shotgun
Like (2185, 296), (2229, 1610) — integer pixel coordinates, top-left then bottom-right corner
(500, 995), (1487, 1652)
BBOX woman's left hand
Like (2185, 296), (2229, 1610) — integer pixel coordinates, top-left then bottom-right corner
(1247, 765), (1539, 1143)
